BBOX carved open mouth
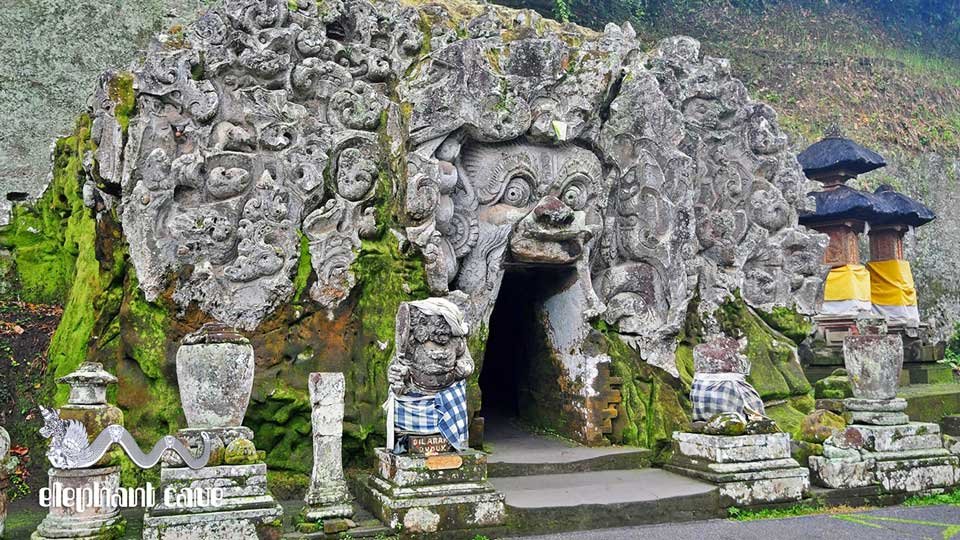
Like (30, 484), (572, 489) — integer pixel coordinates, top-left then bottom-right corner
(509, 232), (586, 265)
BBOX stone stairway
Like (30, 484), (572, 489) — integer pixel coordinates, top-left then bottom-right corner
(484, 420), (723, 535)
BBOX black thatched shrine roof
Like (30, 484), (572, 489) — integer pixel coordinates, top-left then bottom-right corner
(799, 184), (936, 227)
(797, 136), (887, 178)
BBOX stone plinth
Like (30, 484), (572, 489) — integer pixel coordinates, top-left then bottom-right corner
(301, 372), (353, 525)
(142, 463), (283, 540)
(809, 421), (959, 492)
(665, 432), (809, 506)
(32, 467), (124, 540)
(810, 328), (960, 493)
(357, 448), (505, 535)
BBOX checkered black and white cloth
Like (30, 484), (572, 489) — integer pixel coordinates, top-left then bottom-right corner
(390, 379), (469, 450)
(691, 373), (765, 422)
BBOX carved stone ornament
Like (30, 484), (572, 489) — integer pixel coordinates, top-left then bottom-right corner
(86, 0), (827, 375)
(39, 406), (211, 470)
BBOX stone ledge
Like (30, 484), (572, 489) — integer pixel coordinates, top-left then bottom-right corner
(375, 448), (488, 488)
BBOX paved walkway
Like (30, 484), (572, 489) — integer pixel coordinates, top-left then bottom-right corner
(485, 418), (642, 465)
(491, 468), (712, 508)
(508, 504), (960, 539)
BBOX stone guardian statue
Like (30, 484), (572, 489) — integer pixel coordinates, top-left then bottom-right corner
(385, 297), (474, 453)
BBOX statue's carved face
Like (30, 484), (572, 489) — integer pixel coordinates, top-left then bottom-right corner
(459, 141), (604, 265)
(403, 309), (467, 392)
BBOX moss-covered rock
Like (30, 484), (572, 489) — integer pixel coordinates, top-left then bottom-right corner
(800, 409), (846, 444)
(792, 440), (824, 467)
(224, 438), (259, 465)
(715, 295), (812, 400)
(814, 368), (854, 399)
(592, 325), (690, 455)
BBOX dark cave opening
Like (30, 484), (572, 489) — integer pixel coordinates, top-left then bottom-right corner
(479, 266), (575, 428)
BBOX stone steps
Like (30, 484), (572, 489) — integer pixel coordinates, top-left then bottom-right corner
(484, 419), (652, 477)
(490, 469), (721, 535)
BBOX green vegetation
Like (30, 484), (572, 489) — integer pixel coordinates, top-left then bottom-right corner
(903, 488), (960, 506)
(727, 502), (825, 521)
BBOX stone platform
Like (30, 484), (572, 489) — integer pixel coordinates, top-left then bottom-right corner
(665, 432), (809, 506)
(356, 448), (505, 536)
(142, 463), (283, 540)
(809, 421), (960, 492)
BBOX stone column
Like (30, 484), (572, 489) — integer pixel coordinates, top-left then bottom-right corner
(33, 363), (125, 540)
(300, 372), (353, 532)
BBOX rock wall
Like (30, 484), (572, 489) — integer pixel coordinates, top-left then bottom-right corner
(2, 0), (828, 478)
(0, 0), (217, 224)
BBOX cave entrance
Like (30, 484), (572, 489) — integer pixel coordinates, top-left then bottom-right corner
(478, 266), (577, 442)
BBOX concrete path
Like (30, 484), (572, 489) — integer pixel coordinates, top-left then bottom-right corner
(507, 504), (960, 539)
(490, 468), (713, 508)
(485, 419), (642, 465)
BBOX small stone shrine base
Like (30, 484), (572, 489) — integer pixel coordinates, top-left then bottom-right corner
(357, 448), (505, 535)
(142, 463), (282, 540)
(33, 466), (125, 540)
(665, 432), (809, 506)
(810, 400), (960, 492)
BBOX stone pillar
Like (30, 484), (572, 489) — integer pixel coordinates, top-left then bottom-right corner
(810, 319), (959, 491)
(300, 372), (353, 533)
(143, 323), (282, 540)
(33, 363), (125, 540)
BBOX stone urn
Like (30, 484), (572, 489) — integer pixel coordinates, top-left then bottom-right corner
(842, 319), (904, 400)
(176, 322), (255, 429)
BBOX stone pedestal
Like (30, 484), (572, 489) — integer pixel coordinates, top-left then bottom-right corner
(34, 363), (127, 539)
(357, 448), (505, 535)
(665, 432), (809, 506)
(810, 322), (960, 492)
(142, 463), (283, 540)
(809, 399), (960, 492)
(300, 373), (354, 529)
(32, 467), (125, 540)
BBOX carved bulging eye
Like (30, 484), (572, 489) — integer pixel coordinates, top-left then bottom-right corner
(561, 183), (586, 209)
(502, 177), (532, 207)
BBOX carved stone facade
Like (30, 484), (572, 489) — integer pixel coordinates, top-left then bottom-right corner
(85, 0), (825, 395)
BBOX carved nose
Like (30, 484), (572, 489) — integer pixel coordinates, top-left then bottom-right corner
(534, 196), (574, 226)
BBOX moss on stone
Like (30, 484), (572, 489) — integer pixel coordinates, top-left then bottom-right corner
(715, 294), (812, 400)
(267, 470), (310, 500)
(0, 115), (96, 305)
(814, 369), (853, 399)
(757, 306), (813, 346)
(765, 400), (808, 440)
(106, 72), (135, 133)
(224, 437), (259, 465)
(292, 230), (312, 303)
(592, 326), (689, 455)
(247, 379), (313, 473)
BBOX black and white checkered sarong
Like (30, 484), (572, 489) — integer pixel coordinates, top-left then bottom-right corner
(691, 373), (765, 422)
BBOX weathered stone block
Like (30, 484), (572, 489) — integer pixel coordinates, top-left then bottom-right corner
(358, 473), (505, 535)
(874, 455), (959, 492)
(844, 397), (907, 412)
(672, 432), (792, 463)
(850, 423), (942, 453)
(376, 448), (488, 488)
(143, 462), (283, 539)
(32, 466), (125, 540)
(809, 456), (876, 488)
(849, 411), (911, 426)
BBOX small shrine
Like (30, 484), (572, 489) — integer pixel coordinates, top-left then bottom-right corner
(798, 127), (939, 379)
